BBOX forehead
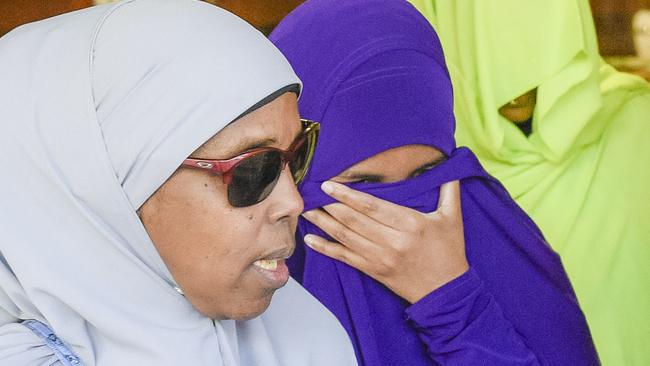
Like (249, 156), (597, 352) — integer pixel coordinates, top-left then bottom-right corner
(194, 93), (300, 158)
(340, 145), (441, 175)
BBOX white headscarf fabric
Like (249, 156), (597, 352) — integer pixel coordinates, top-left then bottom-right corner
(0, 1), (357, 365)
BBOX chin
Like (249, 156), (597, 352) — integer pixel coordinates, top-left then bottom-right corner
(198, 292), (275, 321)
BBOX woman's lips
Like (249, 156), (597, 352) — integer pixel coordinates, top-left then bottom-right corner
(252, 258), (290, 288)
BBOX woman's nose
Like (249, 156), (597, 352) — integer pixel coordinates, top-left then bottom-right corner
(267, 167), (305, 223)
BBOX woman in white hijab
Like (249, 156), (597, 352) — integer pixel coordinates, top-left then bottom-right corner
(0, 0), (357, 365)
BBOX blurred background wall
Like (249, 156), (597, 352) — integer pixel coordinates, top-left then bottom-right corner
(1, 0), (649, 77)
(0, 0), (93, 36)
(591, 0), (650, 55)
(0, 0), (303, 36)
(202, 0), (305, 35)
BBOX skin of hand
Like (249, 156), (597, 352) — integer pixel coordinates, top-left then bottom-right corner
(302, 180), (469, 304)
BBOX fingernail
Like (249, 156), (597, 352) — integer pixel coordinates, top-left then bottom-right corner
(301, 211), (314, 219)
(321, 181), (334, 194)
(304, 234), (316, 247)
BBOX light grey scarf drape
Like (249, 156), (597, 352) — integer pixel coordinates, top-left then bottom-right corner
(0, 0), (356, 364)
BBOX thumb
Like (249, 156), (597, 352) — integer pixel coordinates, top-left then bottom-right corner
(436, 180), (461, 216)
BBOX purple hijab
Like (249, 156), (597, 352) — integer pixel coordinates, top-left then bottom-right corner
(271, 1), (598, 365)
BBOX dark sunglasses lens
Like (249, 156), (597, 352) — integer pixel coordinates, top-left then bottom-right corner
(289, 137), (309, 183)
(228, 151), (283, 207)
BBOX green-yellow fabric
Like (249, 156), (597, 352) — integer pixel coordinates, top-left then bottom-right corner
(409, 0), (650, 364)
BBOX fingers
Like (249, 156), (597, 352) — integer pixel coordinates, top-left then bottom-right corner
(318, 202), (396, 243)
(301, 209), (375, 254)
(435, 180), (462, 216)
(320, 181), (417, 229)
(303, 234), (367, 271)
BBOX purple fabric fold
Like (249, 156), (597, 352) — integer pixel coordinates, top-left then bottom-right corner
(271, 0), (598, 364)
(404, 268), (538, 365)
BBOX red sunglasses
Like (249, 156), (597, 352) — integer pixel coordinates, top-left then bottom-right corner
(182, 119), (319, 207)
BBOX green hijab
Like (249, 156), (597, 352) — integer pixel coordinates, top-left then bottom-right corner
(409, 0), (650, 364)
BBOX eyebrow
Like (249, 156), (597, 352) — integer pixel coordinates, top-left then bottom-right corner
(226, 127), (302, 156)
(229, 137), (278, 155)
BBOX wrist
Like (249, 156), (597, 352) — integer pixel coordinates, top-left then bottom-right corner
(404, 261), (470, 303)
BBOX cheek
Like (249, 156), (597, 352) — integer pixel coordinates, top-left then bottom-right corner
(187, 210), (262, 277)
(141, 175), (272, 318)
(148, 183), (263, 278)
(175, 209), (271, 319)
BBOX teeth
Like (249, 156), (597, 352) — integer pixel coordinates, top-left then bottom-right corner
(253, 259), (278, 271)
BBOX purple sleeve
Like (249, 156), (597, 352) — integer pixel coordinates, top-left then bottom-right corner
(404, 268), (541, 365)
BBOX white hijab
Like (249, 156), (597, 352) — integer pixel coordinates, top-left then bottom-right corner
(0, 0), (357, 365)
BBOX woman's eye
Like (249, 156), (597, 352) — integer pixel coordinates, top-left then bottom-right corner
(410, 170), (428, 178)
(351, 178), (382, 184)
(332, 175), (383, 184)
(410, 163), (439, 178)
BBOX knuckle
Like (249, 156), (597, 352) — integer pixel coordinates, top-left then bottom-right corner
(362, 199), (378, 213)
(411, 224), (427, 238)
(403, 216), (420, 231)
(376, 256), (397, 276)
(392, 243), (407, 258)
(385, 214), (402, 228)
(305, 212), (321, 224)
(373, 262), (390, 276)
(333, 229), (349, 243)
(336, 250), (349, 263)
(339, 213), (357, 227)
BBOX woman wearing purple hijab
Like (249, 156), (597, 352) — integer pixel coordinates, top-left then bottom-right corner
(271, 0), (599, 365)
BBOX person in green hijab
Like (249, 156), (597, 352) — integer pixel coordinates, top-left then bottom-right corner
(409, 0), (650, 364)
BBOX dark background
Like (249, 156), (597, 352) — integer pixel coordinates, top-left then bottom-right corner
(1, 0), (649, 56)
